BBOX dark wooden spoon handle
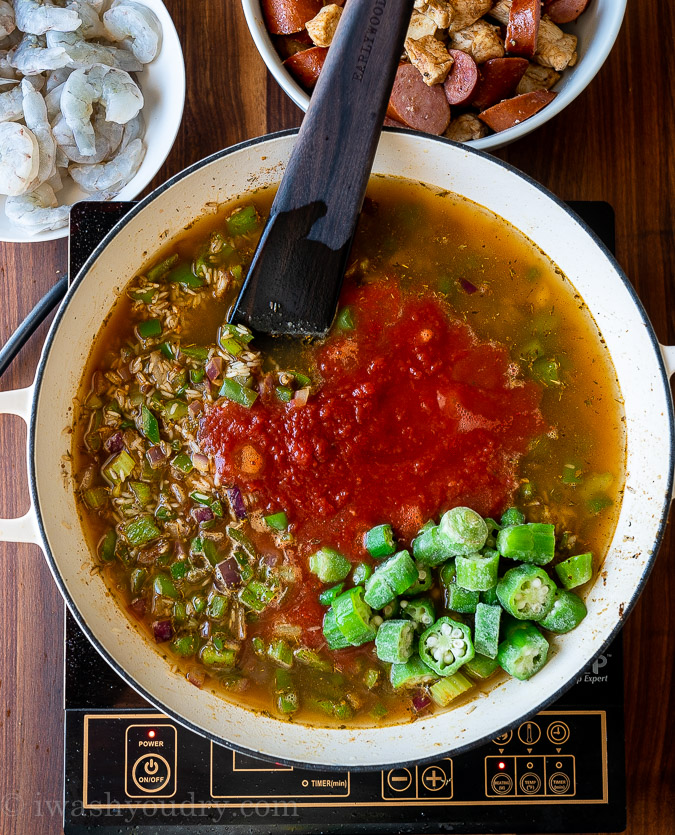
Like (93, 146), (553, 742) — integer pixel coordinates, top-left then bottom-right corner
(230, 0), (415, 336)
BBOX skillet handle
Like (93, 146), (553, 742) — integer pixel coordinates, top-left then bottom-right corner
(0, 385), (41, 545)
(660, 344), (675, 378)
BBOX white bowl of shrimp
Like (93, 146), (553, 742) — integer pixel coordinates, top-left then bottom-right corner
(0, 0), (185, 243)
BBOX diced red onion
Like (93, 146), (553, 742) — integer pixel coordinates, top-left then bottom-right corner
(146, 445), (167, 469)
(294, 387), (310, 406)
(118, 365), (132, 382)
(226, 486), (247, 519)
(187, 668), (205, 688)
(188, 400), (203, 418)
(200, 620), (211, 639)
(460, 277), (478, 295)
(192, 453), (210, 472)
(191, 505), (214, 524)
(104, 432), (124, 454)
(205, 356), (223, 382)
(262, 552), (280, 568)
(412, 692), (432, 713)
(152, 619), (173, 642)
(216, 556), (242, 588)
(173, 539), (188, 560)
(128, 598), (146, 619)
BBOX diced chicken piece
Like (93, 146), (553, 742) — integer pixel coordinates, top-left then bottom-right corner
(405, 35), (455, 85)
(516, 62), (560, 94)
(407, 9), (438, 41)
(449, 19), (505, 63)
(490, 2), (577, 71)
(305, 3), (342, 48)
(535, 16), (577, 70)
(447, 0), (494, 33)
(489, 0), (511, 25)
(444, 113), (489, 141)
(414, 0), (454, 29)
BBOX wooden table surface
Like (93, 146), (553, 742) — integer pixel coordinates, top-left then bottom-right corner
(0, 2), (673, 833)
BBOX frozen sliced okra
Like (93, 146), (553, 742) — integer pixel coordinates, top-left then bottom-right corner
(400, 596), (435, 632)
(455, 549), (500, 591)
(331, 586), (377, 646)
(419, 616), (475, 677)
(497, 621), (549, 680)
(540, 589), (587, 633)
(474, 602), (501, 659)
(497, 523), (555, 565)
(375, 619), (415, 664)
(496, 564), (557, 621)
(389, 654), (437, 689)
(438, 506), (489, 555)
(364, 550), (418, 609)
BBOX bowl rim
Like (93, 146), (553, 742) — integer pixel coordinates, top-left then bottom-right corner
(28, 127), (674, 770)
(240, 0), (627, 151)
(0, 0), (186, 244)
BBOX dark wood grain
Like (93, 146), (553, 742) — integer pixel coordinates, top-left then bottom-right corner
(0, 1), (673, 833)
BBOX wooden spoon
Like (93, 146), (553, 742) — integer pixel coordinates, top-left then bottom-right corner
(229, 0), (415, 336)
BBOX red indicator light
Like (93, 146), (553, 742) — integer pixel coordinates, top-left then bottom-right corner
(498, 761), (506, 770)
(148, 730), (156, 738)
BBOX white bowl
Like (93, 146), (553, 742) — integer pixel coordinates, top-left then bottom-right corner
(241, 0), (626, 152)
(0, 0), (186, 244)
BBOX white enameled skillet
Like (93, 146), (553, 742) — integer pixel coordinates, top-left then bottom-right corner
(0, 129), (672, 769)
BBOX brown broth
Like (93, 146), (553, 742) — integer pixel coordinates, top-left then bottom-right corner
(72, 176), (625, 727)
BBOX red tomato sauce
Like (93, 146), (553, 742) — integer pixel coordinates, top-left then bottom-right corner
(200, 282), (545, 583)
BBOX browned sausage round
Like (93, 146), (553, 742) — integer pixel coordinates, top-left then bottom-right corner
(387, 64), (451, 135)
(262, 0), (323, 36)
(283, 46), (328, 89)
(506, 0), (541, 59)
(470, 57), (528, 109)
(478, 90), (556, 132)
(443, 50), (479, 106)
(544, 0), (591, 24)
(383, 116), (406, 127)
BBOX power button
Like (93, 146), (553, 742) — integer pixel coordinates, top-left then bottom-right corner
(125, 723), (177, 798)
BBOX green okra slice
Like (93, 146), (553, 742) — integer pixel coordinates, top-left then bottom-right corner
(463, 652), (500, 679)
(332, 586), (377, 646)
(440, 561), (480, 614)
(319, 583), (344, 606)
(481, 585), (500, 606)
(322, 608), (350, 650)
(497, 622), (549, 680)
(406, 560), (433, 595)
(555, 552), (593, 590)
(497, 523), (555, 565)
(455, 549), (500, 591)
(419, 616), (475, 677)
(364, 524), (396, 559)
(363, 550), (418, 608)
(375, 619), (415, 664)
(540, 589), (587, 633)
(429, 671), (474, 706)
(474, 602), (502, 659)
(352, 562), (373, 585)
(412, 523), (454, 567)
(389, 654), (437, 689)
(500, 507), (525, 527)
(309, 547), (351, 583)
(400, 596), (435, 632)
(496, 564), (557, 621)
(438, 506), (489, 555)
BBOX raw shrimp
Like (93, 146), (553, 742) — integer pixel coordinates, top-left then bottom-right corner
(69, 136), (144, 195)
(44, 79), (63, 119)
(103, 0), (161, 63)
(4, 182), (70, 231)
(0, 121), (39, 195)
(0, 49), (16, 78)
(60, 63), (142, 155)
(119, 110), (143, 150)
(52, 109), (122, 163)
(45, 66), (72, 91)
(0, 0), (15, 40)
(46, 29), (142, 71)
(9, 33), (69, 74)
(0, 81), (22, 120)
(67, 1), (106, 40)
(21, 78), (55, 186)
(13, 0), (81, 36)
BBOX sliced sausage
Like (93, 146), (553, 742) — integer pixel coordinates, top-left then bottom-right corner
(470, 57), (529, 109)
(261, 0), (322, 36)
(387, 63), (451, 135)
(505, 0), (541, 58)
(443, 49), (479, 106)
(274, 31), (313, 60)
(383, 116), (406, 127)
(283, 46), (328, 89)
(544, 0), (591, 24)
(478, 90), (556, 132)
